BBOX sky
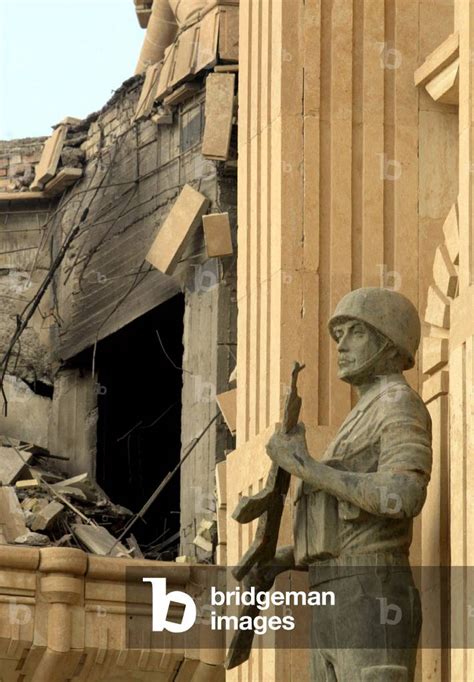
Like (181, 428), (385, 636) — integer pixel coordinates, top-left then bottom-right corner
(0, 0), (144, 140)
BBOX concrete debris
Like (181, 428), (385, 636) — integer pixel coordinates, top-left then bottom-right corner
(31, 500), (65, 532)
(14, 531), (49, 546)
(0, 448), (141, 557)
(175, 555), (192, 563)
(60, 146), (85, 168)
(193, 535), (213, 553)
(193, 518), (217, 553)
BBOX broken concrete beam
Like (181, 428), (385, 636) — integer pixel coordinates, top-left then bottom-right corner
(216, 388), (237, 434)
(146, 184), (210, 275)
(202, 213), (233, 257)
(0, 486), (28, 542)
(71, 523), (129, 557)
(0, 446), (32, 485)
(31, 500), (64, 532)
(202, 73), (235, 160)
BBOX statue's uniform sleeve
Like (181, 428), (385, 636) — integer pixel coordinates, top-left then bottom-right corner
(316, 389), (432, 519)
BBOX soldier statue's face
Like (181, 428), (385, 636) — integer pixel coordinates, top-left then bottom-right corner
(332, 319), (382, 383)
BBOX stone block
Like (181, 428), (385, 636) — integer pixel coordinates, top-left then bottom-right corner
(202, 73), (235, 160)
(15, 479), (40, 489)
(31, 501), (64, 531)
(202, 213), (233, 257)
(146, 184), (210, 275)
(30, 125), (67, 190)
(44, 167), (83, 196)
(425, 58), (459, 105)
(414, 31), (459, 87)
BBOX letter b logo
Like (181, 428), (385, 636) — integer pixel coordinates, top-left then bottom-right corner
(143, 578), (197, 633)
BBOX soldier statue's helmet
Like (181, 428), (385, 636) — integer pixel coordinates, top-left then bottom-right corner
(328, 287), (421, 370)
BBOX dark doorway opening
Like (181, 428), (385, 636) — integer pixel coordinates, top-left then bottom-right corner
(95, 294), (184, 556)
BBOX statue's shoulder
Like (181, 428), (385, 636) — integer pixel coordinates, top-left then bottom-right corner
(373, 377), (431, 429)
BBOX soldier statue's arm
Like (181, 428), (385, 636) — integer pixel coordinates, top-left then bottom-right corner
(266, 407), (432, 520)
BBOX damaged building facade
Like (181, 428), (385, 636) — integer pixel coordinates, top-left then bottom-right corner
(0, 0), (473, 681)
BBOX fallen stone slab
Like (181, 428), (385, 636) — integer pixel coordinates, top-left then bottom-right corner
(71, 524), (129, 557)
(51, 473), (88, 489)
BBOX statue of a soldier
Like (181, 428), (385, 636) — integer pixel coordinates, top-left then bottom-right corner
(264, 287), (432, 682)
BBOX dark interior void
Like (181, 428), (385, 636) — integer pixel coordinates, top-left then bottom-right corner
(94, 294), (184, 555)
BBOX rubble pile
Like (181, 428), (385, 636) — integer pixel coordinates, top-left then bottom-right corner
(0, 439), (136, 557)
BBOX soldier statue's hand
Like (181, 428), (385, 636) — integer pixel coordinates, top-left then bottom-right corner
(265, 422), (312, 477)
(243, 546), (295, 592)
